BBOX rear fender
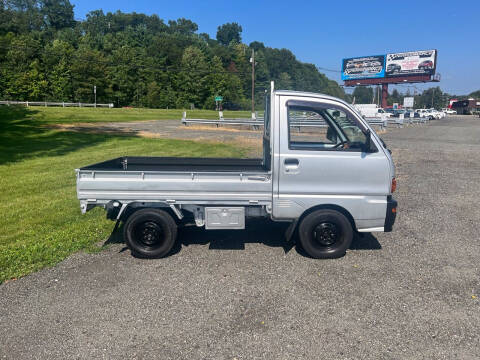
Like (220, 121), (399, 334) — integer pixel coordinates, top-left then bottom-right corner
(119, 201), (173, 221)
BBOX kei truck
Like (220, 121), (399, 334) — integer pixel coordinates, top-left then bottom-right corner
(76, 83), (397, 259)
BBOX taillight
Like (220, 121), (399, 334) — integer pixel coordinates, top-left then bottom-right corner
(391, 178), (397, 193)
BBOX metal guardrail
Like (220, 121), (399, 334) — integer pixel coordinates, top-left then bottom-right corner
(182, 111), (263, 128)
(0, 100), (114, 108)
(181, 112), (429, 130)
(182, 117), (330, 129)
(181, 111), (329, 129)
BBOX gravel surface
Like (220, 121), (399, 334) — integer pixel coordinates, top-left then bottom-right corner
(1, 116), (480, 359)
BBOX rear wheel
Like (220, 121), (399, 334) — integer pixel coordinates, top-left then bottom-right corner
(124, 208), (177, 258)
(298, 209), (353, 259)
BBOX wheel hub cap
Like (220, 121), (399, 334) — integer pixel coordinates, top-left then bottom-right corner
(313, 223), (339, 246)
(136, 221), (163, 246)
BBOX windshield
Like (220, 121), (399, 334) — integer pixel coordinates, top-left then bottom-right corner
(323, 109), (368, 147)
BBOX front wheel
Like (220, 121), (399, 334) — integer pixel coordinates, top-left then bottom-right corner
(298, 209), (353, 259)
(124, 208), (177, 258)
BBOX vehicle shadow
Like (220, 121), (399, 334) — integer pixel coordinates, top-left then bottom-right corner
(0, 105), (116, 165)
(175, 219), (293, 254)
(350, 232), (382, 250)
(104, 219), (381, 258)
(294, 232), (381, 258)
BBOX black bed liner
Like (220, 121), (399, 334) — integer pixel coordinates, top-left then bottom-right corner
(80, 157), (267, 172)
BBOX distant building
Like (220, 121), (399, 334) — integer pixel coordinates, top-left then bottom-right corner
(450, 98), (480, 115)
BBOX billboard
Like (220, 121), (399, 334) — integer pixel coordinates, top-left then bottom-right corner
(341, 55), (385, 80)
(385, 50), (437, 77)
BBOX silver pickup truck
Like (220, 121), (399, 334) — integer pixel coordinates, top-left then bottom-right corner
(76, 84), (397, 259)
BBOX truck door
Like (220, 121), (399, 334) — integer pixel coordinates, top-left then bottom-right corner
(273, 96), (390, 225)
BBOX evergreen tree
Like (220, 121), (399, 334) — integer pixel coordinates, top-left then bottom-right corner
(216, 22), (242, 46)
(176, 46), (208, 108)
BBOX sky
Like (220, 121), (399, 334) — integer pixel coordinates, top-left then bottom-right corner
(72, 0), (480, 95)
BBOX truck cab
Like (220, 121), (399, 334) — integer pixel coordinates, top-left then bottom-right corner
(270, 90), (395, 225)
(76, 84), (397, 259)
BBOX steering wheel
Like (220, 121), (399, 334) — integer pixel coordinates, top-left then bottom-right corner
(333, 140), (349, 149)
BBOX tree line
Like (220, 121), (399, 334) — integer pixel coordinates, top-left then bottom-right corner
(0, 0), (345, 109)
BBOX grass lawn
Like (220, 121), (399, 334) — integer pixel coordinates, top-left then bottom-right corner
(13, 105), (260, 125)
(0, 106), (248, 283)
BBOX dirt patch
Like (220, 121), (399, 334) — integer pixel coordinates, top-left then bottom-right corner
(47, 123), (139, 136)
(179, 124), (261, 133)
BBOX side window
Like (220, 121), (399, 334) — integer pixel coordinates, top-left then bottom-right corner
(287, 104), (368, 151)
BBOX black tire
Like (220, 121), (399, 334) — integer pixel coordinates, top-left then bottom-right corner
(298, 209), (353, 259)
(123, 208), (177, 258)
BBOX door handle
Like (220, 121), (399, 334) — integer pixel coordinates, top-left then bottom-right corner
(284, 158), (299, 173)
(248, 175), (268, 181)
(284, 158), (299, 166)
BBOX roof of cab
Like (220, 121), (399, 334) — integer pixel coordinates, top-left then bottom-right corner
(273, 89), (350, 107)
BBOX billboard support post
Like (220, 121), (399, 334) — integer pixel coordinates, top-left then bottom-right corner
(382, 84), (389, 109)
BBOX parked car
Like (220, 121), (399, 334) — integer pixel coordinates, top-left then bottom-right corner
(427, 109), (445, 119)
(404, 111), (420, 118)
(441, 108), (457, 115)
(76, 83), (398, 259)
(415, 109), (434, 120)
(385, 109), (407, 118)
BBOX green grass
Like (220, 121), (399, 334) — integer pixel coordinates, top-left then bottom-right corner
(10, 105), (259, 125)
(0, 106), (247, 282)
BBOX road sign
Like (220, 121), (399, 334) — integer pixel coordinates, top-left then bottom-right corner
(214, 96), (223, 102)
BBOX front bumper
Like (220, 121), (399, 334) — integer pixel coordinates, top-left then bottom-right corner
(384, 195), (397, 232)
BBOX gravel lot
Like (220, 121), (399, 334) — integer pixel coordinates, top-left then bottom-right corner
(1, 116), (479, 359)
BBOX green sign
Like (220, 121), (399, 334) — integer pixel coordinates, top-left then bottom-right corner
(214, 96), (223, 102)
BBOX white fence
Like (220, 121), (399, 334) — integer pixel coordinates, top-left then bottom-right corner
(0, 100), (114, 108)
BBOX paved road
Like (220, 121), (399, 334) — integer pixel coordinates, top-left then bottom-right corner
(1, 116), (479, 359)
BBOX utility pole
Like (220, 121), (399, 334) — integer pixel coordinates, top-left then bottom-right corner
(250, 49), (255, 115)
(94, 85), (97, 108)
(431, 87), (435, 108)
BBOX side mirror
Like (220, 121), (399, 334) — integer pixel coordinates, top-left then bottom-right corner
(364, 129), (374, 153)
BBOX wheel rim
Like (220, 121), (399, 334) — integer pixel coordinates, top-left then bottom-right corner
(134, 221), (164, 248)
(313, 222), (341, 247)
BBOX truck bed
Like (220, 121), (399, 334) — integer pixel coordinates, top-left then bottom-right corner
(77, 156), (272, 208)
(80, 156), (267, 172)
